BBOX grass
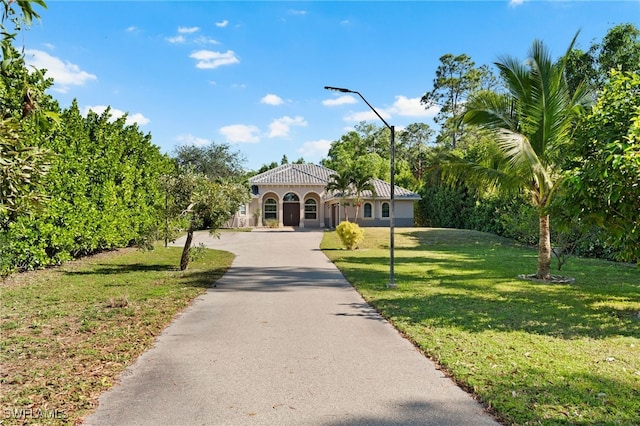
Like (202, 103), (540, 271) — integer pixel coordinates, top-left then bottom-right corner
(321, 227), (640, 425)
(0, 245), (233, 425)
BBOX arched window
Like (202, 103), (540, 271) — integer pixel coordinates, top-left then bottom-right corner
(264, 198), (277, 219)
(382, 202), (390, 218)
(364, 202), (372, 218)
(304, 199), (317, 220)
(283, 192), (299, 202)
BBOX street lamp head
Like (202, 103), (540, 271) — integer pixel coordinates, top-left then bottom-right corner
(324, 86), (354, 93)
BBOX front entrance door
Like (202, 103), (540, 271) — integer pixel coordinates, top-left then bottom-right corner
(283, 203), (300, 226)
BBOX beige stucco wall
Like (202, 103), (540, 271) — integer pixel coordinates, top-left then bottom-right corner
(249, 185), (328, 228)
(234, 185), (417, 228)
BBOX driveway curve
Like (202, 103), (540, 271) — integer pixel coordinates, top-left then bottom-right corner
(85, 228), (499, 426)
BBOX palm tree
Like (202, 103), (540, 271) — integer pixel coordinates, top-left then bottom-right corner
(451, 35), (590, 280)
(326, 170), (353, 222)
(350, 168), (376, 222)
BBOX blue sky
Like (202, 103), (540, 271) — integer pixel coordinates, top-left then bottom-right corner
(23, 1), (639, 171)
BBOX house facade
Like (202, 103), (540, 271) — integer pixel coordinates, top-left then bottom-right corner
(230, 164), (420, 228)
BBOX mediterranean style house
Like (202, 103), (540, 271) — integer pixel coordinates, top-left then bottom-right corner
(227, 163), (420, 228)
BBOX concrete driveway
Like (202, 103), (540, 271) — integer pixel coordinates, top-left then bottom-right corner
(84, 228), (499, 425)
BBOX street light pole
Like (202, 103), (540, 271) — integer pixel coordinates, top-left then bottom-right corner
(324, 86), (396, 288)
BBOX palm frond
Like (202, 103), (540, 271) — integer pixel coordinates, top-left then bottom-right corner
(439, 150), (523, 197)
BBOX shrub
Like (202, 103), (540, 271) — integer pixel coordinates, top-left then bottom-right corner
(336, 221), (365, 250)
(264, 218), (279, 228)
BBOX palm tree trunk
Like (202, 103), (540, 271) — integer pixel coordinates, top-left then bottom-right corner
(180, 229), (194, 271)
(537, 214), (552, 280)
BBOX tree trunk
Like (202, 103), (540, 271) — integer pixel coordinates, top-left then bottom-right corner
(180, 229), (194, 271)
(537, 214), (551, 280)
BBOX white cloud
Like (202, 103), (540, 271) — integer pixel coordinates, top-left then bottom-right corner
(389, 96), (439, 117)
(83, 105), (150, 126)
(216, 20), (229, 28)
(25, 50), (97, 93)
(126, 26), (138, 33)
(190, 50), (239, 69)
(268, 116), (307, 138)
(344, 109), (391, 123)
(43, 43), (55, 50)
(297, 139), (332, 158)
(510, 0), (525, 6)
(127, 113), (151, 126)
(289, 9), (307, 16)
(176, 134), (209, 147)
(178, 26), (200, 34)
(194, 36), (220, 45)
(261, 94), (284, 106)
(322, 95), (357, 107)
(340, 20), (350, 25)
(219, 124), (260, 143)
(166, 35), (186, 44)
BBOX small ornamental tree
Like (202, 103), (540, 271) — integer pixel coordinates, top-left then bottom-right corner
(166, 170), (249, 270)
(336, 221), (365, 250)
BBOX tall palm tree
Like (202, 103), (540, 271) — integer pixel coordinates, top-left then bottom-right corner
(451, 35), (591, 280)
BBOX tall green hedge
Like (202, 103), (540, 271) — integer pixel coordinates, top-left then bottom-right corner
(1, 100), (170, 274)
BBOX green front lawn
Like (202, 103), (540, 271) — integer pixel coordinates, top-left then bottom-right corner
(0, 246), (233, 425)
(322, 227), (640, 425)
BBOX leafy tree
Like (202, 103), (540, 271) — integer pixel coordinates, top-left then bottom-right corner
(396, 123), (434, 184)
(0, 115), (50, 225)
(566, 23), (640, 93)
(596, 24), (640, 83)
(453, 36), (591, 280)
(0, 0), (53, 225)
(421, 54), (495, 148)
(165, 171), (249, 270)
(1, 0), (47, 69)
(174, 142), (245, 182)
(280, 154), (288, 165)
(561, 70), (640, 262)
(255, 161), (278, 175)
(322, 122), (391, 173)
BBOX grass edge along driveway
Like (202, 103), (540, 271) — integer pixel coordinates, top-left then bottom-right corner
(1, 245), (234, 425)
(321, 227), (640, 425)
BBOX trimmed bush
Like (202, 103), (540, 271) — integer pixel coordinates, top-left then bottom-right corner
(336, 221), (364, 250)
(264, 218), (279, 228)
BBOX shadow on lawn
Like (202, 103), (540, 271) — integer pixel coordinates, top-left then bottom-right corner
(63, 262), (231, 289)
(479, 364), (640, 425)
(65, 263), (178, 275)
(332, 231), (639, 341)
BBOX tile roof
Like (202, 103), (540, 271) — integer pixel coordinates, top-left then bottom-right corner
(249, 164), (335, 185)
(370, 179), (421, 199)
(249, 164), (420, 200)
(329, 179), (420, 200)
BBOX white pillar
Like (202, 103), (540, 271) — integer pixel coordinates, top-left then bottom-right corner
(299, 202), (304, 228)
